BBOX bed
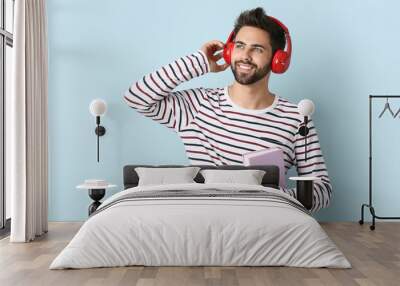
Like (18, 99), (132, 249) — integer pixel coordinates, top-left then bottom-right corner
(50, 165), (350, 269)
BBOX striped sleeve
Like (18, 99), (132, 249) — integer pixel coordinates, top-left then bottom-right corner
(123, 50), (210, 132)
(280, 119), (332, 212)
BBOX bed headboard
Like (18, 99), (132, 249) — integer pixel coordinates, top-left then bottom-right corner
(123, 165), (280, 190)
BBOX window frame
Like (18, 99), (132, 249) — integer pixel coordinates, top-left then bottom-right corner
(0, 0), (14, 233)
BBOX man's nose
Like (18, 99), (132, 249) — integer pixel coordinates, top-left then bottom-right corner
(240, 48), (252, 61)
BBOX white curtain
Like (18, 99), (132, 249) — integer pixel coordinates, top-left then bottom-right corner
(8, 0), (48, 242)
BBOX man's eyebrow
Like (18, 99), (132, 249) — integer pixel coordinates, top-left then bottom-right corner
(234, 40), (266, 49)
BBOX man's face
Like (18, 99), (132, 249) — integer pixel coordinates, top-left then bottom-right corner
(231, 26), (273, 85)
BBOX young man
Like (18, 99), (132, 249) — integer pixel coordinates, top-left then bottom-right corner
(123, 7), (332, 212)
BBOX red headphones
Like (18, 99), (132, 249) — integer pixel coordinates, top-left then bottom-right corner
(222, 16), (292, 74)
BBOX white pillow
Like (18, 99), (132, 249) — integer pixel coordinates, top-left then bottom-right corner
(200, 169), (266, 185)
(135, 167), (201, 186)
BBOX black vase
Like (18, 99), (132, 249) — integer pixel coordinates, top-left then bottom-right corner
(88, 189), (105, 216)
(296, 180), (313, 210)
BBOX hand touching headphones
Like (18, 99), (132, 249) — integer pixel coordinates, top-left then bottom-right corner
(222, 16), (292, 74)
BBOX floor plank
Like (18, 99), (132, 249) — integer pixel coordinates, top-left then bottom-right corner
(0, 222), (399, 286)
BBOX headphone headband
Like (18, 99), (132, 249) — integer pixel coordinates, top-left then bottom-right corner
(267, 16), (289, 33)
(267, 16), (292, 56)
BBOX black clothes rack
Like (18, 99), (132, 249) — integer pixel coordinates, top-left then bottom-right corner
(359, 95), (400, 230)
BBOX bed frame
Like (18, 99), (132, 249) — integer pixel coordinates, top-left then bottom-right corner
(123, 165), (280, 190)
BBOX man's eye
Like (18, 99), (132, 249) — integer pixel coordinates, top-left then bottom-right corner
(235, 43), (244, 49)
(254, 47), (263, 53)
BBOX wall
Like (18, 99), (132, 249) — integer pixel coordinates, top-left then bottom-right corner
(47, 0), (400, 221)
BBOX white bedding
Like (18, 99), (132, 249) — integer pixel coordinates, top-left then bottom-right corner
(50, 183), (351, 269)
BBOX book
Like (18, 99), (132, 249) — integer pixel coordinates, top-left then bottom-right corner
(242, 148), (286, 188)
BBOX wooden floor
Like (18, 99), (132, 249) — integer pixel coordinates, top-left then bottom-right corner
(0, 222), (399, 286)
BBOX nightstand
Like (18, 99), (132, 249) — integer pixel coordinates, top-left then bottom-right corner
(76, 180), (117, 216)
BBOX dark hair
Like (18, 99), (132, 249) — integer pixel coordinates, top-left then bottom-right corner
(233, 7), (286, 55)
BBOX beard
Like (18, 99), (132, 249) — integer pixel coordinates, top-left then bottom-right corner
(231, 60), (271, 85)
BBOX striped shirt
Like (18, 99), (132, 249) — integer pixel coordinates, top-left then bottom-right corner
(123, 50), (332, 212)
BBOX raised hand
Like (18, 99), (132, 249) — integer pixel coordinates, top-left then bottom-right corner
(200, 40), (230, 73)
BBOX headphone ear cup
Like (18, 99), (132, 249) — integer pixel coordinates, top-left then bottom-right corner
(223, 42), (234, 65)
(271, 50), (290, 74)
